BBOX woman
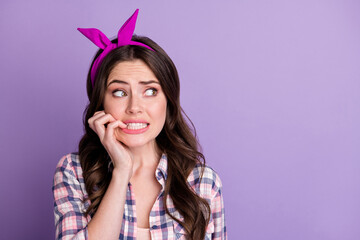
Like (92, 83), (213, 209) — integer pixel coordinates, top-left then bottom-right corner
(53, 9), (226, 240)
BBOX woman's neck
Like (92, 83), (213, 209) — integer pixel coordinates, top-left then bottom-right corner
(128, 140), (161, 171)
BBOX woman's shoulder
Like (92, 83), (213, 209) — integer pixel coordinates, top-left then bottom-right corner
(54, 152), (84, 183)
(56, 152), (81, 168)
(188, 163), (223, 199)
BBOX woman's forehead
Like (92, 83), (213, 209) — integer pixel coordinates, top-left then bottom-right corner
(107, 60), (159, 85)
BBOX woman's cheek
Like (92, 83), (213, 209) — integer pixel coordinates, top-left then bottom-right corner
(104, 104), (124, 120)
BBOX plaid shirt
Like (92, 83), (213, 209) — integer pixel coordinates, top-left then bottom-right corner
(52, 153), (226, 240)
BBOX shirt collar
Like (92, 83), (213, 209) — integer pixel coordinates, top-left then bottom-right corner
(155, 153), (168, 187)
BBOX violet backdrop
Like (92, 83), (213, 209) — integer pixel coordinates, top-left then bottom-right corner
(0, 0), (359, 239)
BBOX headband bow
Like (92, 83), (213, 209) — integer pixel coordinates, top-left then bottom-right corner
(78, 9), (154, 87)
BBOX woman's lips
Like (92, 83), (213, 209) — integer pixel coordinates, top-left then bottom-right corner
(123, 119), (148, 124)
(121, 121), (150, 134)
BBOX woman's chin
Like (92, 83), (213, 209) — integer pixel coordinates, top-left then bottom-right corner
(117, 137), (154, 150)
(114, 130), (157, 151)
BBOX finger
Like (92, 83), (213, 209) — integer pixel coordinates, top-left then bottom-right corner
(89, 113), (114, 129)
(118, 120), (128, 129)
(92, 114), (117, 140)
(88, 113), (105, 135)
(88, 111), (106, 127)
(103, 121), (124, 152)
(91, 111), (105, 121)
(93, 114), (116, 136)
(94, 114), (117, 125)
(104, 120), (121, 141)
(94, 111), (105, 116)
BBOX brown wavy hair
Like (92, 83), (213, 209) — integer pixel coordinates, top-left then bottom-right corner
(78, 35), (210, 239)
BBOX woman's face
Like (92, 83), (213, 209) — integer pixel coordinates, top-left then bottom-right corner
(103, 59), (167, 150)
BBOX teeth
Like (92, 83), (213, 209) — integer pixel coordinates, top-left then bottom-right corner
(126, 123), (148, 130)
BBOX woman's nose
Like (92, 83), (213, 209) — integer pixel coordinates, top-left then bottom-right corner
(126, 95), (143, 114)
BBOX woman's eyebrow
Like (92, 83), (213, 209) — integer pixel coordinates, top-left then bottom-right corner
(139, 80), (160, 85)
(107, 79), (159, 87)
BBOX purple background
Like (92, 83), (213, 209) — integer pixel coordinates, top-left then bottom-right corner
(1, 0), (359, 239)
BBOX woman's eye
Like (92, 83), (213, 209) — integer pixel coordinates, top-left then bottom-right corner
(145, 88), (158, 96)
(113, 90), (127, 97)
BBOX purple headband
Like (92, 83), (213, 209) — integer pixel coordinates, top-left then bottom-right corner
(78, 9), (154, 87)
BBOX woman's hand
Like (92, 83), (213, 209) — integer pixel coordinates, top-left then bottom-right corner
(88, 111), (133, 179)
